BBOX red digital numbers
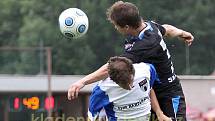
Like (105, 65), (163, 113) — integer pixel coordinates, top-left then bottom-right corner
(45, 96), (55, 110)
(14, 97), (20, 110)
(11, 96), (55, 111)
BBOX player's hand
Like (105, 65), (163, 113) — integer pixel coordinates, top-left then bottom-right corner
(157, 112), (172, 121)
(68, 80), (85, 100)
(157, 115), (172, 121)
(180, 31), (194, 46)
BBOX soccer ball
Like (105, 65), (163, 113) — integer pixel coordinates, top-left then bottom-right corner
(59, 8), (89, 39)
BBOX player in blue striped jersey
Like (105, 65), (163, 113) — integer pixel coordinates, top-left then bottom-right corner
(88, 57), (171, 121)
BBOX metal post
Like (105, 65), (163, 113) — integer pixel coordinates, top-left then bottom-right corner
(185, 45), (190, 75)
(39, 39), (44, 74)
(46, 47), (52, 118)
(3, 98), (9, 121)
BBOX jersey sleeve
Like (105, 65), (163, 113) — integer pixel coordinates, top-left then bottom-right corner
(120, 52), (139, 63)
(151, 21), (166, 36)
(88, 85), (110, 121)
(149, 64), (158, 88)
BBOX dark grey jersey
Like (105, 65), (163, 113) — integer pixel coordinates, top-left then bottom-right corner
(121, 21), (176, 87)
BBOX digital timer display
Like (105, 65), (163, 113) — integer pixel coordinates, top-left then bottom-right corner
(10, 96), (55, 111)
(23, 96), (40, 110)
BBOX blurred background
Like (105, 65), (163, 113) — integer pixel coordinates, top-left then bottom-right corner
(0, 0), (214, 121)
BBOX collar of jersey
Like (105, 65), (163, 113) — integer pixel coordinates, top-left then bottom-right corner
(126, 22), (153, 43)
(138, 22), (153, 40)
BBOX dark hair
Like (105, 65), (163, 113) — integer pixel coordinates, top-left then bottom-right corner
(108, 56), (135, 89)
(106, 1), (142, 28)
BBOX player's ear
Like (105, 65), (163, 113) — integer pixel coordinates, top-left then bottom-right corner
(127, 83), (132, 90)
(125, 25), (129, 30)
(128, 75), (134, 90)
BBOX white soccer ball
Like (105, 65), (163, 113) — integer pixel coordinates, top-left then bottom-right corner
(59, 8), (89, 39)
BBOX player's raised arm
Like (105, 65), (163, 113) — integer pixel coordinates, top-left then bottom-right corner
(68, 63), (109, 100)
(162, 24), (194, 46)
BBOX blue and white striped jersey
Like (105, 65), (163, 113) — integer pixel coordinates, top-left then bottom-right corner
(88, 63), (158, 121)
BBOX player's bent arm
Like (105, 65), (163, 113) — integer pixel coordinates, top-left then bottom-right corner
(162, 24), (194, 46)
(68, 63), (109, 100)
(82, 63), (109, 85)
(150, 89), (172, 121)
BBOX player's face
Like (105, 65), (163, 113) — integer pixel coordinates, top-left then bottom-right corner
(117, 74), (134, 90)
(111, 21), (129, 35)
(114, 25), (126, 34)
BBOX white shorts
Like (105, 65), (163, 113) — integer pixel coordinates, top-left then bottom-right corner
(117, 113), (151, 121)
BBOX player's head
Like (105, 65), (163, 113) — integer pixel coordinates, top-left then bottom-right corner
(106, 1), (142, 35)
(108, 56), (135, 90)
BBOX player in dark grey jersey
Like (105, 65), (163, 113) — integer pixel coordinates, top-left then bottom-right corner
(68, 1), (194, 121)
(121, 20), (186, 121)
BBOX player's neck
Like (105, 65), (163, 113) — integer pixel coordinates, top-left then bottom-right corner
(132, 22), (147, 37)
(138, 22), (147, 35)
